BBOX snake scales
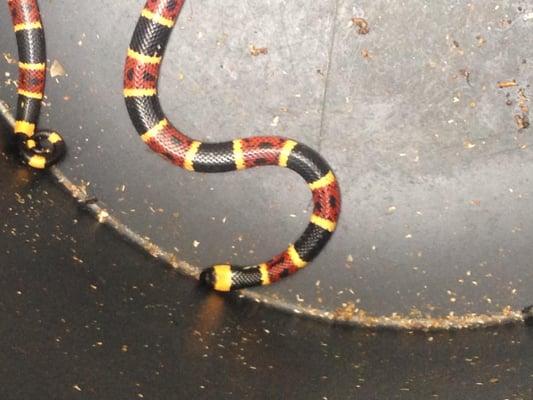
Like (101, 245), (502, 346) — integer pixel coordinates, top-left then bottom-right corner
(7, 0), (65, 168)
(7, 0), (341, 292)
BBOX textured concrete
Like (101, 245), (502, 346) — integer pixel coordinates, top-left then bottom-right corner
(0, 138), (532, 399)
(0, 0), (532, 320)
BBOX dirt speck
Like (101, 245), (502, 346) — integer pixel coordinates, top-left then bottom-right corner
(515, 88), (530, 130)
(458, 68), (471, 85)
(515, 114), (530, 130)
(333, 302), (359, 320)
(50, 60), (66, 78)
(351, 17), (370, 35)
(249, 45), (268, 57)
(361, 48), (372, 59)
(463, 140), (476, 149)
(2, 52), (15, 64)
(497, 80), (517, 89)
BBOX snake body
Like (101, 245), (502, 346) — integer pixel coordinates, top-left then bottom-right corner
(7, 0), (65, 169)
(125, 0), (341, 291)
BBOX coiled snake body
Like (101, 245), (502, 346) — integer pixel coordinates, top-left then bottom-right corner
(7, 0), (65, 168)
(7, 0), (341, 292)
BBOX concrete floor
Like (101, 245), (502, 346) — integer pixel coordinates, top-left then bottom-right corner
(1, 0), (532, 325)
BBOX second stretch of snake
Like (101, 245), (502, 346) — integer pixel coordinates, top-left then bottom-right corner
(124, 0), (342, 291)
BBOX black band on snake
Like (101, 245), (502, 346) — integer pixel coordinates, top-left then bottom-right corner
(125, 0), (342, 291)
(7, 0), (65, 169)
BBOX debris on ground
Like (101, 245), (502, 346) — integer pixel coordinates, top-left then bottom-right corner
(50, 59), (66, 78)
(249, 45), (268, 56)
(361, 48), (372, 59)
(2, 52), (15, 64)
(497, 80), (517, 88)
(515, 88), (530, 130)
(351, 17), (370, 35)
(515, 114), (530, 130)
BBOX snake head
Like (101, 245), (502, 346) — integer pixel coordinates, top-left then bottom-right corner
(199, 268), (216, 290)
(199, 265), (235, 292)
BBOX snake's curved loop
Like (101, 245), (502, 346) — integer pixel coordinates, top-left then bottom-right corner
(124, 0), (341, 292)
(18, 130), (66, 169)
(8, 0), (66, 169)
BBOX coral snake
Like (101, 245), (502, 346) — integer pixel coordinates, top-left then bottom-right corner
(7, 0), (341, 292)
(6, 0), (65, 169)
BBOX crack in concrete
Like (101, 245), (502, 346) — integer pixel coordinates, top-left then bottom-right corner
(317, 0), (340, 152)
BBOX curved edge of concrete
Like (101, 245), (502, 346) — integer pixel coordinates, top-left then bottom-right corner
(0, 99), (527, 331)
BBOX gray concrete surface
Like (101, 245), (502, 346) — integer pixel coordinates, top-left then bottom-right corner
(0, 0), (532, 323)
